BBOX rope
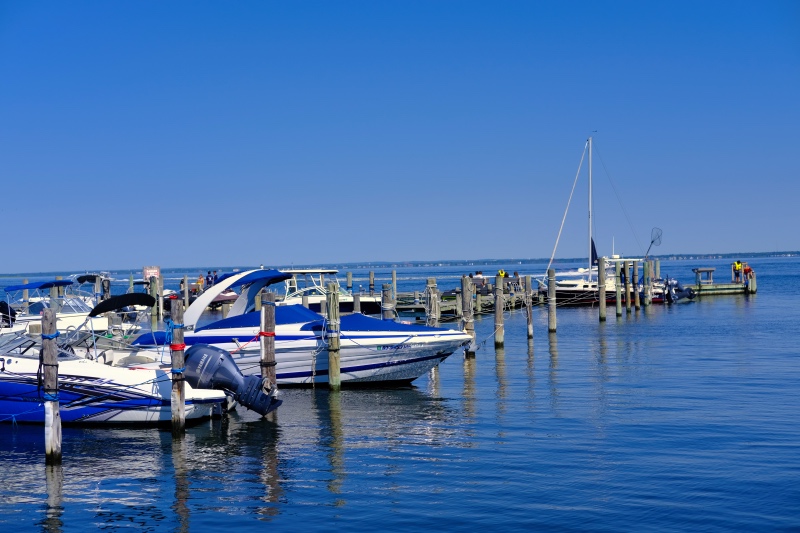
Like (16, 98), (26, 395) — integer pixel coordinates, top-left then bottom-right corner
(546, 140), (588, 274)
(41, 331), (60, 340)
(258, 331), (275, 337)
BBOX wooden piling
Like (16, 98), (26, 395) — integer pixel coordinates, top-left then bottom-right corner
(524, 275), (533, 339)
(455, 289), (463, 320)
(42, 308), (61, 465)
(547, 268), (556, 332)
(319, 298), (327, 317)
(391, 270), (397, 304)
(94, 276), (102, 303)
(598, 256), (607, 321)
(426, 278), (440, 328)
(169, 297), (186, 435)
(655, 259), (661, 279)
(158, 276), (164, 320)
(633, 261), (641, 310)
(182, 275), (189, 308)
(494, 275), (504, 346)
(301, 294), (309, 309)
(369, 271), (375, 296)
(461, 276), (475, 357)
(149, 276), (158, 331)
(346, 272), (353, 292)
(260, 292), (277, 389)
(326, 282), (341, 390)
(624, 262), (632, 314)
(22, 279), (29, 314)
(615, 261), (622, 317)
(643, 261), (651, 306)
(129, 273), (134, 293)
(50, 278), (60, 313)
(381, 283), (393, 320)
(353, 293), (361, 314)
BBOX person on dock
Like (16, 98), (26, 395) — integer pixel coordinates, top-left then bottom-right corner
(196, 274), (204, 292)
(474, 271), (486, 286)
(212, 270), (218, 285)
(734, 261), (743, 283)
(206, 271), (213, 287)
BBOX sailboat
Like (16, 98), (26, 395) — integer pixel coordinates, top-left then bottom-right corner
(539, 136), (620, 306)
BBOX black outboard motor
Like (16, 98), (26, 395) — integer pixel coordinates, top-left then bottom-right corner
(183, 344), (281, 417)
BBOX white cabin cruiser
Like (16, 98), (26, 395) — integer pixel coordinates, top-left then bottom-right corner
(133, 269), (471, 386)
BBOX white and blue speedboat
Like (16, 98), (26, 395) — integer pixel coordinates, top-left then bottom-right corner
(134, 269), (472, 386)
(0, 334), (226, 425)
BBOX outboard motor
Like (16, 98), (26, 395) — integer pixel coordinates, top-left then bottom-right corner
(183, 344), (281, 417)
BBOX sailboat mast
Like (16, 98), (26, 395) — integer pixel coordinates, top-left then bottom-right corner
(588, 136), (593, 281)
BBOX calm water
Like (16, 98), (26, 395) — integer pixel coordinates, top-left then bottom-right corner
(1, 257), (799, 531)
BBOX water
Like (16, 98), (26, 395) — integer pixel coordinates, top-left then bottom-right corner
(1, 257), (799, 531)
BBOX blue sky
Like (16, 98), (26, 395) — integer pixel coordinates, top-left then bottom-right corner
(1, 1), (798, 272)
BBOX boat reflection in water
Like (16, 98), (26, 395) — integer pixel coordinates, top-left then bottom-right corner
(2, 384), (464, 527)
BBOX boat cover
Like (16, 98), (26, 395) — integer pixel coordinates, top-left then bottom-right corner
(5, 280), (74, 292)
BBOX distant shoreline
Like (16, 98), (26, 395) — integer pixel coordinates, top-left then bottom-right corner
(1, 251), (797, 278)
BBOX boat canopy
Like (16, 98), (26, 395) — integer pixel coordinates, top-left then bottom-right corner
(194, 304), (322, 332)
(89, 293), (156, 317)
(5, 280), (74, 292)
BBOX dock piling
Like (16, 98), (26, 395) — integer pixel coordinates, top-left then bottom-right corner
(382, 284), (393, 320)
(260, 292), (277, 390)
(524, 275), (533, 339)
(494, 275), (504, 346)
(426, 278), (440, 328)
(461, 276), (476, 357)
(42, 308), (61, 465)
(182, 275), (189, 308)
(633, 260), (641, 310)
(547, 268), (557, 332)
(369, 271), (375, 296)
(169, 297), (186, 436)
(624, 262), (632, 314)
(326, 282), (341, 390)
(615, 261), (622, 317)
(353, 293), (362, 314)
(598, 257), (607, 321)
(346, 272), (352, 292)
(149, 276), (158, 331)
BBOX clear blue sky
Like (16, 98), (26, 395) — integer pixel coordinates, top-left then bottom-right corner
(1, 1), (798, 272)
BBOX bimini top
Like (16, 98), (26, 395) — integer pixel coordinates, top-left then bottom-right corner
(5, 280), (74, 292)
(281, 269), (339, 275)
(215, 269), (292, 288)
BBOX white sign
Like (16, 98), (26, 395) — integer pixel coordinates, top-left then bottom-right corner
(143, 266), (161, 280)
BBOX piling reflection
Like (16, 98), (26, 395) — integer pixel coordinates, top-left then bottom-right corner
(41, 465), (63, 533)
(495, 346), (507, 422)
(171, 437), (190, 533)
(462, 356), (477, 424)
(548, 332), (560, 411)
(314, 390), (346, 503)
(526, 339), (535, 410)
(427, 366), (441, 397)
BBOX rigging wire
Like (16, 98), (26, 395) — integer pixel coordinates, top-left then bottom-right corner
(546, 140), (588, 275)
(593, 143), (646, 256)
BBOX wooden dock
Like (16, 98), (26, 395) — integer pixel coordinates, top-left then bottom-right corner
(395, 278), (531, 321)
(688, 265), (757, 296)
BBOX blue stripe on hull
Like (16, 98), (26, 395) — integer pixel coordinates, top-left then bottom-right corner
(276, 351), (448, 380)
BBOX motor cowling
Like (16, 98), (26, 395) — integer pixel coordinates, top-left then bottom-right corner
(183, 344), (281, 417)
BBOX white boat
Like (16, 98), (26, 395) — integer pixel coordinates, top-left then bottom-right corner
(134, 269), (472, 386)
(278, 269), (382, 315)
(0, 334), (226, 425)
(3, 280), (109, 333)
